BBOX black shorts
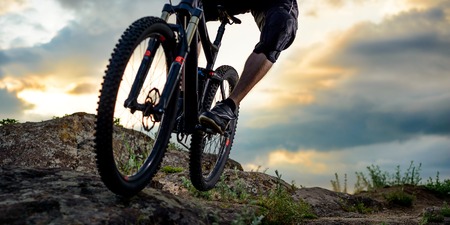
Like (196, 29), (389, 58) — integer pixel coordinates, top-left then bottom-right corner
(252, 0), (298, 63)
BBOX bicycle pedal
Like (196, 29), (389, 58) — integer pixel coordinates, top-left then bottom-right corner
(195, 124), (217, 135)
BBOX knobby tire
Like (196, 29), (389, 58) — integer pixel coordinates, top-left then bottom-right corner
(189, 65), (239, 191)
(95, 16), (177, 197)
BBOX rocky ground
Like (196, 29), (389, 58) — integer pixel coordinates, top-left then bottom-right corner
(1, 112), (449, 224)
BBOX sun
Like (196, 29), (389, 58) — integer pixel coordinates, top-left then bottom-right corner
(18, 88), (97, 119)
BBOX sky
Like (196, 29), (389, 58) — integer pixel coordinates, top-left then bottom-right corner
(1, 0), (449, 192)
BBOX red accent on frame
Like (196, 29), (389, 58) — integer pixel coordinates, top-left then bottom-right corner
(225, 138), (230, 147)
(145, 50), (151, 57)
(159, 35), (166, 42)
(175, 56), (184, 64)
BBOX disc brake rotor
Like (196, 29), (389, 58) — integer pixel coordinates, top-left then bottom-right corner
(142, 88), (161, 131)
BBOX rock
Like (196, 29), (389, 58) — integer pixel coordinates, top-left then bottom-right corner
(0, 166), (251, 225)
(0, 112), (97, 173)
(0, 113), (261, 224)
(1, 112), (448, 224)
(294, 187), (382, 217)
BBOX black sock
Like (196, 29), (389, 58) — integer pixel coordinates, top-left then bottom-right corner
(223, 98), (236, 112)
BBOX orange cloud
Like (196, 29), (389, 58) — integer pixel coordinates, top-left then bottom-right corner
(0, 0), (27, 15)
(68, 82), (98, 95)
(267, 149), (331, 174)
(406, 0), (447, 9)
(254, 30), (355, 110)
(0, 76), (45, 92)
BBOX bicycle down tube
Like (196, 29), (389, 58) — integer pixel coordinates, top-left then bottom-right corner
(154, 1), (201, 116)
(159, 0), (227, 133)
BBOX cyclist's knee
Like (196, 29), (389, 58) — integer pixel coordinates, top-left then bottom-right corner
(253, 46), (279, 63)
(253, 2), (298, 63)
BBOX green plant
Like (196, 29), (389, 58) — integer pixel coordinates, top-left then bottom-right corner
(384, 189), (414, 207)
(215, 172), (250, 202)
(181, 176), (213, 200)
(0, 118), (19, 126)
(52, 114), (70, 120)
(367, 165), (389, 189)
(251, 165), (269, 174)
(180, 169), (317, 224)
(421, 211), (445, 224)
(215, 174), (238, 201)
(160, 166), (183, 174)
(353, 161), (424, 193)
(421, 214), (444, 224)
(354, 171), (371, 193)
(353, 165), (388, 193)
(344, 202), (373, 214)
(113, 117), (122, 126)
(231, 209), (263, 225)
(420, 203), (450, 224)
(116, 138), (150, 176)
(425, 171), (450, 196)
(442, 202), (450, 217)
(258, 170), (316, 224)
(399, 161), (422, 186)
(331, 173), (348, 193)
(166, 141), (183, 151)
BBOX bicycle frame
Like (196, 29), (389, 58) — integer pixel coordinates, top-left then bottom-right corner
(156, 0), (229, 133)
(123, 0), (230, 134)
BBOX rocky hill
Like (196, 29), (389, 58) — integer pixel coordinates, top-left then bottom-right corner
(0, 112), (448, 224)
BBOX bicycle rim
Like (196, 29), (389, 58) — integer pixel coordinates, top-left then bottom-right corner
(95, 17), (177, 197)
(190, 66), (239, 191)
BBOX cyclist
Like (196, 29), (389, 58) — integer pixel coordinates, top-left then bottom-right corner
(199, 0), (299, 134)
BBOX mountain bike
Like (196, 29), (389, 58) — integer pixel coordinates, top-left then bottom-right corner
(95, 0), (240, 197)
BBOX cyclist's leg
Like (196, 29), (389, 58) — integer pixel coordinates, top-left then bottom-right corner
(229, 0), (299, 106)
(228, 52), (272, 105)
(199, 0), (298, 132)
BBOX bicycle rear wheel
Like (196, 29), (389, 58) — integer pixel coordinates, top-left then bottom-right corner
(95, 17), (177, 197)
(189, 65), (239, 191)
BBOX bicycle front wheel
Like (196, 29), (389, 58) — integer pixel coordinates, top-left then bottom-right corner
(95, 16), (177, 197)
(189, 65), (239, 191)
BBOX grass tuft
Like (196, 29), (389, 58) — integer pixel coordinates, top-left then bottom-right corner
(384, 189), (415, 207)
(0, 118), (19, 126)
(160, 166), (183, 174)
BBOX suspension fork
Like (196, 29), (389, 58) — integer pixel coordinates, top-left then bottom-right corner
(154, 7), (203, 117)
(124, 38), (161, 113)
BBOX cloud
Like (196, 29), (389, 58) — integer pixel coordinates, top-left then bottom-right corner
(0, 0), (27, 15)
(68, 82), (98, 95)
(236, 2), (450, 155)
(0, 76), (45, 119)
(1, 0), (167, 80)
(0, 88), (33, 118)
(266, 149), (330, 174)
(325, 0), (345, 8)
(231, 2), (450, 189)
(406, 0), (449, 9)
(232, 2), (450, 192)
(0, 76), (45, 92)
(240, 135), (450, 191)
(303, 0), (401, 18)
(0, 0), (166, 119)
